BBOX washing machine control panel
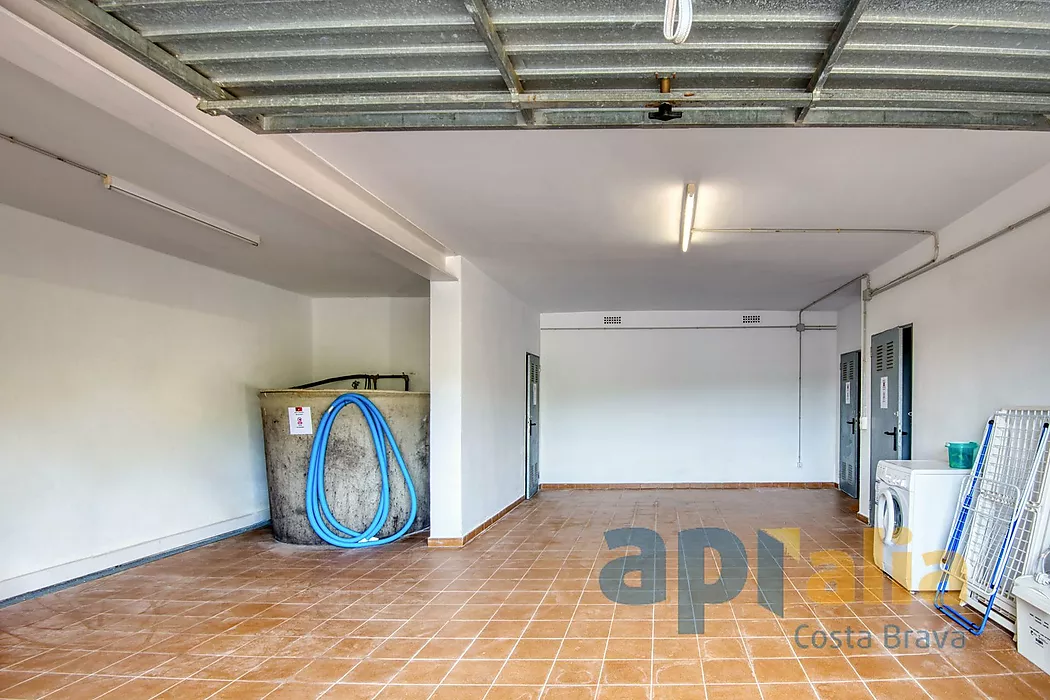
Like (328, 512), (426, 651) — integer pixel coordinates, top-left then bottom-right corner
(876, 461), (910, 489)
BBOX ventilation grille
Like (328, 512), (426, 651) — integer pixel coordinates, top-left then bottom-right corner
(529, 361), (540, 383)
(742, 314), (761, 325)
(603, 315), (622, 325)
(874, 343), (895, 372)
(841, 358), (856, 382)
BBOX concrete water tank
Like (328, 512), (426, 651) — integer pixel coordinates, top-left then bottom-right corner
(258, 389), (430, 545)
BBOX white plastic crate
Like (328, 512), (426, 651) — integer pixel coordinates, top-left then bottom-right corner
(1012, 576), (1050, 675)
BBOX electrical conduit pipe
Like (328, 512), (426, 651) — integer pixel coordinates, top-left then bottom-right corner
(305, 394), (418, 547)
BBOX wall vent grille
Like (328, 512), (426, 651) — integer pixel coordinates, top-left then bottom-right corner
(875, 344), (885, 372)
(603, 316), (622, 325)
(742, 314), (761, 325)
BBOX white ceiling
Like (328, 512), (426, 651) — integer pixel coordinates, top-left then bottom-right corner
(300, 128), (1050, 311)
(0, 58), (429, 298)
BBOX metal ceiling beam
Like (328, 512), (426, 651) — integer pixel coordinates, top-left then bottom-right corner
(33, 0), (230, 100)
(462, 0), (531, 123)
(198, 88), (1050, 117)
(257, 108), (1050, 133)
(133, 12), (1050, 43)
(176, 39), (1050, 65)
(797, 0), (869, 123)
(199, 89), (815, 116)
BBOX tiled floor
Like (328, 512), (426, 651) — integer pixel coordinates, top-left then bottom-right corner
(2, 489), (1047, 699)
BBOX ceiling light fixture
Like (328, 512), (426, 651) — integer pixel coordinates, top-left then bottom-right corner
(101, 175), (261, 247)
(680, 183), (697, 252)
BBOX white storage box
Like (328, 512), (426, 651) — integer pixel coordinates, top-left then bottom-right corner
(1012, 576), (1050, 675)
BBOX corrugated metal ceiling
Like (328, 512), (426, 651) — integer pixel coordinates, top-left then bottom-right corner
(36, 0), (1050, 131)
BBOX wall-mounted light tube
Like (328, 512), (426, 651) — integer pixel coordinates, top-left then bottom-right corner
(102, 175), (260, 247)
(680, 183), (697, 252)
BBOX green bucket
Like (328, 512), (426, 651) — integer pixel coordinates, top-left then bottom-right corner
(945, 441), (979, 469)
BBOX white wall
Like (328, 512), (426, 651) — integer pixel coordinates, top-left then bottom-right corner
(312, 297), (430, 390)
(837, 300), (862, 356)
(0, 204), (311, 600)
(430, 257), (540, 538)
(539, 311), (838, 485)
(858, 162), (1050, 515)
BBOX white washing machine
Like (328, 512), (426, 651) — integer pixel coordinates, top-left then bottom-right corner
(873, 459), (972, 592)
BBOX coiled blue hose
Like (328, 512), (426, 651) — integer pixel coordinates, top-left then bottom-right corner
(305, 393), (418, 548)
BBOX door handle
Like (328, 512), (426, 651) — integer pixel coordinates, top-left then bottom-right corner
(847, 418), (857, 435)
(884, 427), (898, 451)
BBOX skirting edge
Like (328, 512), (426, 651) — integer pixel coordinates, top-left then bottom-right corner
(540, 482), (838, 490)
(428, 496), (526, 548)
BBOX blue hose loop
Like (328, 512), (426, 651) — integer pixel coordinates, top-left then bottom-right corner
(305, 393), (418, 548)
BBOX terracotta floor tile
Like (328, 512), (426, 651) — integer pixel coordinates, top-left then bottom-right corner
(485, 686), (544, 700)
(444, 659), (505, 684)
(374, 686), (437, 700)
(151, 679), (231, 699)
(558, 639), (607, 660)
(542, 686), (598, 700)
(971, 673), (1046, 700)
(848, 655), (908, 680)
(751, 658), (807, 683)
(700, 639), (746, 660)
(759, 683), (818, 700)
(653, 659), (704, 684)
(702, 659), (755, 684)
(208, 681), (283, 700)
(329, 638), (383, 659)
(3, 490), (1043, 700)
(292, 658), (360, 684)
(265, 682), (331, 699)
(465, 639), (518, 661)
(812, 682), (875, 700)
(39, 675), (129, 700)
(745, 637), (795, 658)
(512, 640), (562, 660)
(320, 684), (384, 699)
(594, 686), (651, 700)
(600, 660), (651, 685)
(704, 685), (762, 700)
(430, 686), (489, 700)
(1, 672), (81, 698)
(238, 657), (310, 683)
(800, 656), (859, 682)
(917, 677), (983, 700)
(549, 660), (602, 685)
(605, 639), (651, 660)
(341, 659), (407, 684)
(864, 680), (929, 700)
(495, 660), (554, 685)
(1020, 671), (1050, 696)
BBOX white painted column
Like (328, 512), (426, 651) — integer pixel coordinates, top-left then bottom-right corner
(429, 258), (465, 539)
(429, 257), (541, 539)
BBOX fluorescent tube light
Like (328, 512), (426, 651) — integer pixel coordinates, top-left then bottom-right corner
(680, 183), (697, 252)
(102, 175), (261, 247)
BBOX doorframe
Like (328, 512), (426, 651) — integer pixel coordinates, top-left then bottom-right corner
(867, 324), (913, 519)
(839, 349), (861, 499)
(524, 352), (540, 499)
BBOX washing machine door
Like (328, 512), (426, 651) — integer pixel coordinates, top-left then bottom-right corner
(875, 487), (905, 546)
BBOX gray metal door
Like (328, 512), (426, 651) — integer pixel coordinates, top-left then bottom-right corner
(525, 353), (540, 499)
(869, 326), (912, 517)
(839, 351), (860, 499)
